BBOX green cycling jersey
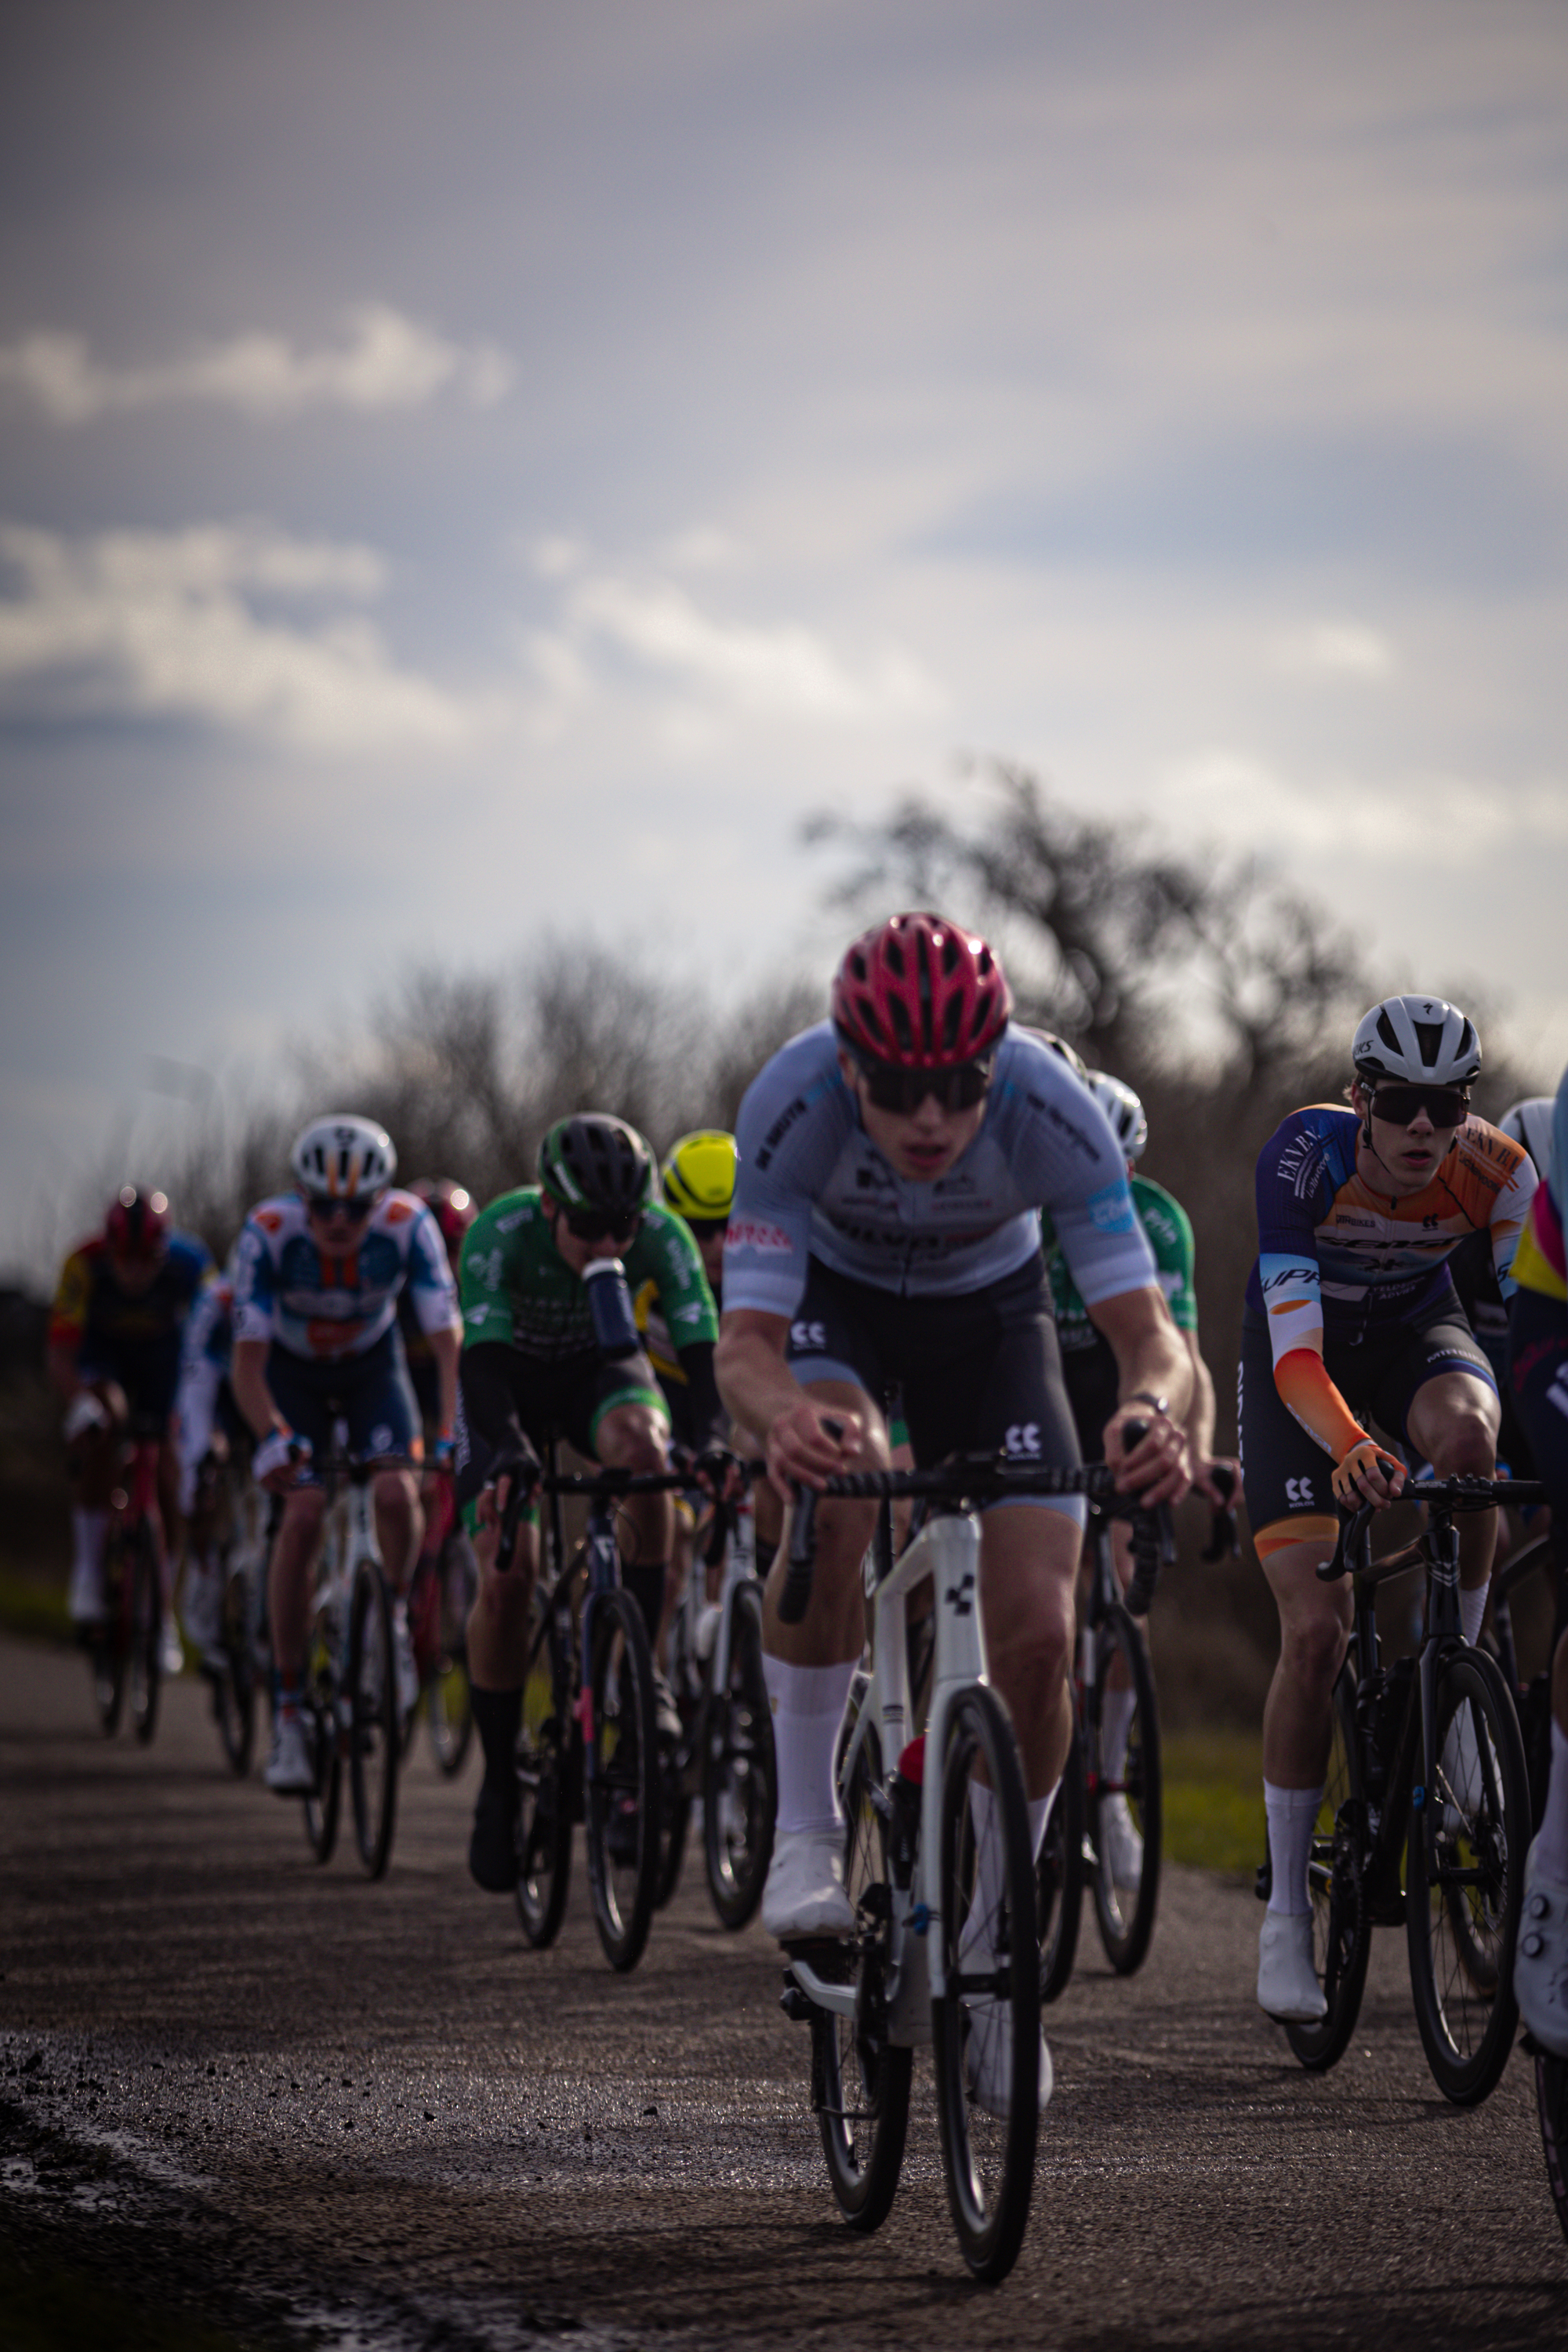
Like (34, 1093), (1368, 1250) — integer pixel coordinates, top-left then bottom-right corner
(459, 1188), (719, 1363)
(1044, 1174), (1196, 1353)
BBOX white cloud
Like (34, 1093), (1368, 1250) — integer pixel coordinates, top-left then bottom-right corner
(1162, 746), (1568, 867)
(0, 521), (478, 752)
(0, 304), (513, 424)
(1272, 622), (1394, 681)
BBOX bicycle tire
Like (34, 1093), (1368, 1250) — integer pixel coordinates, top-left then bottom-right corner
(1536, 2053), (1568, 2246)
(90, 1532), (128, 1737)
(128, 1523), (162, 1746)
(702, 1582), (776, 1932)
(427, 1530), (477, 1777)
(1038, 1720), (1085, 2003)
(1285, 1656), (1370, 2071)
(1406, 1643), (1530, 2105)
(814, 1721), (911, 2230)
(347, 1559), (399, 1879)
(514, 1588), (574, 1947)
(211, 1563), (257, 1777)
(583, 1586), (659, 1972)
(653, 1726), (691, 1911)
(1088, 1606), (1160, 1975)
(931, 1684), (1041, 2285)
(303, 1687), (342, 1864)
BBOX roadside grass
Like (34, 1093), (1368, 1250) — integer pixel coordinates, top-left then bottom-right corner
(0, 1567), (68, 1644)
(1162, 1729), (1265, 1878)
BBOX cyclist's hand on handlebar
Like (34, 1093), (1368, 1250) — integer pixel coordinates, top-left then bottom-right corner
(766, 1399), (866, 1498)
(254, 1428), (310, 1491)
(1192, 1454), (1241, 1509)
(694, 1445), (747, 1504)
(1332, 1436), (1404, 1508)
(1104, 1403), (1190, 1506)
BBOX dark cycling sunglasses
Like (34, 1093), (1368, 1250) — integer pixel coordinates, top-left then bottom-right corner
(307, 1192), (375, 1223)
(563, 1205), (642, 1243)
(858, 1058), (994, 1115)
(1368, 1084), (1469, 1130)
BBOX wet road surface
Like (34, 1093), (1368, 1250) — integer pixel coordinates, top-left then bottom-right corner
(2, 1631), (1564, 2349)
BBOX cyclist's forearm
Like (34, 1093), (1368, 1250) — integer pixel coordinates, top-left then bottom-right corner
(714, 1316), (800, 1437)
(1184, 1332), (1216, 1462)
(230, 1340), (285, 1443)
(458, 1340), (529, 1457)
(1090, 1285), (1194, 1423)
(675, 1339), (728, 1451)
(428, 1319), (462, 1436)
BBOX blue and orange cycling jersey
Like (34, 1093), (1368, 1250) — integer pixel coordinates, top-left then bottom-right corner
(1248, 1104), (1535, 1458)
(232, 1189), (459, 1363)
(50, 1232), (213, 1372)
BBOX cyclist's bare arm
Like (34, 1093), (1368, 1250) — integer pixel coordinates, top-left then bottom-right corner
(715, 1308), (868, 1495)
(1086, 1283), (1193, 1504)
(427, 1319), (462, 1439)
(230, 1337), (287, 1446)
(1181, 1330), (1239, 1504)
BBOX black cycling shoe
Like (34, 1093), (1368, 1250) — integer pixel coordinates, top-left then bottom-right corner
(469, 1777), (520, 1892)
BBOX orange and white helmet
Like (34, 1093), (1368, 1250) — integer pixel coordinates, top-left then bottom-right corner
(290, 1114), (397, 1202)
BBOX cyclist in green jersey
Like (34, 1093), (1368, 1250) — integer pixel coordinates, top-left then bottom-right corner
(454, 1113), (728, 1892)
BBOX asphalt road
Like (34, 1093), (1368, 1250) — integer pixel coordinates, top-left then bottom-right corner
(2, 1629), (1564, 2351)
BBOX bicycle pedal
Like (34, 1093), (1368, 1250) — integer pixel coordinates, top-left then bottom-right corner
(779, 1970), (815, 2024)
(780, 1934), (853, 1974)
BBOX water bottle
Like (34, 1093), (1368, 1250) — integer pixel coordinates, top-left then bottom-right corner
(891, 1732), (925, 1889)
(582, 1257), (640, 1359)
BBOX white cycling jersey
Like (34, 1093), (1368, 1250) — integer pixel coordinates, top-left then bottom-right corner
(724, 1021), (1156, 1316)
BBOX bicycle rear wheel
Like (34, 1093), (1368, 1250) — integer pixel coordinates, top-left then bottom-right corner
(1038, 1719), (1085, 2003)
(1285, 1656), (1370, 2071)
(931, 1685), (1040, 2285)
(128, 1523), (162, 1746)
(1088, 1607), (1160, 1975)
(814, 1722), (910, 2230)
(90, 1534), (128, 1736)
(515, 1588), (573, 1947)
(702, 1583), (776, 1932)
(1406, 1644), (1530, 2105)
(583, 1587), (659, 1972)
(211, 1561), (257, 1776)
(427, 1530), (477, 1777)
(1536, 2053), (1568, 2245)
(347, 1559), (399, 1878)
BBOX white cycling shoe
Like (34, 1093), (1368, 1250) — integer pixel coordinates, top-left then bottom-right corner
(181, 1562), (226, 1671)
(67, 1559), (107, 1625)
(1258, 1910), (1327, 2022)
(1515, 1835), (1568, 2058)
(264, 1711), (317, 1795)
(964, 1991), (1053, 2119)
(1099, 1793), (1145, 1891)
(392, 1602), (420, 1721)
(762, 1826), (855, 1940)
(159, 1621), (185, 1679)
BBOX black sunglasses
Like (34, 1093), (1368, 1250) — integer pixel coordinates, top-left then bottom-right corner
(307, 1193), (374, 1223)
(563, 1205), (642, 1243)
(857, 1058), (994, 1115)
(1368, 1084), (1469, 1130)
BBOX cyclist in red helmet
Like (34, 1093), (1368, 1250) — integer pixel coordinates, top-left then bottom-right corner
(717, 912), (1192, 2115)
(49, 1187), (213, 1663)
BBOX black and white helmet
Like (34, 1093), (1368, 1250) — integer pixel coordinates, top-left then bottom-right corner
(1499, 1097), (1555, 1181)
(291, 1114), (397, 1200)
(1086, 1071), (1148, 1164)
(1351, 996), (1481, 1087)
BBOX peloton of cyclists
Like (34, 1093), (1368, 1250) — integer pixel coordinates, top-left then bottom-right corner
(229, 1116), (462, 1794)
(714, 911), (1192, 2118)
(453, 1114), (731, 1893)
(1242, 995), (1537, 2021)
(49, 1185), (213, 1676)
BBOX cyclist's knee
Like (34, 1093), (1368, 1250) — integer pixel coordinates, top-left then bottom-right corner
(1279, 1608), (1346, 1697)
(1425, 1409), (1497, 1479)
(597, 1406), (668, 1475)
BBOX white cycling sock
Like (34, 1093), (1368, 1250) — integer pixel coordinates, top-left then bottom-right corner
(71, 1507), (107, 1576)
(1265, 1780), (1323, 1918)
(1539, 1721), (1568, 1886)
(1101, 1686), (1137, 1781)
(762, 1654), (857, 1836)
(1458, 1578), (1490, 1648)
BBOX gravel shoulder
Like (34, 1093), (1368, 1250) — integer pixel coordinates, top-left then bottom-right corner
(2, 1632), (1563, 2350)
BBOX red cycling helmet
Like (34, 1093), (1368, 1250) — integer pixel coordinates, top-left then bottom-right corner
(410, 1176), (477, 1257)
(831, 912), (1013, 1069)
(104, 1185), (171, 1262)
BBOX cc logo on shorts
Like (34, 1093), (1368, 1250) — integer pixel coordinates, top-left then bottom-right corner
(1004, 1421), (1041, 1456)
(368, 1423), (394, 1457)
(1286, 1475), (1316, 1506)
(790, 1321), (827, 1352)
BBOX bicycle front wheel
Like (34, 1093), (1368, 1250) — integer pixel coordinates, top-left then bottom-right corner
(931, 1685), (1041, 2285)
(702, 1582), (776, 1932)
(427, 1531), (477, 1777)
(515, 1589), (572, 1948)
(211, 1562), (257, 1776)
(583, 1587), (659, 1972)
(1089, 1608), (1160, 1975)
(347, 1559), (400, 1879)
(1286, 1656), (1370, 2071)
(128, 1524), (162, 1746)
(1406, 1643), (1530, 2105)
(1537, 2053), (1568, 2245)
(91, 1534), (129, 1735)
(814, 1722), (910, 2230)
(303, 1689), (342, 1864)
(1038, 1720), (1085, 2004)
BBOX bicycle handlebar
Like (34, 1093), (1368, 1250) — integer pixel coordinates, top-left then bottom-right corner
(1316, 1475), (1548, 1583)
(1200, 1461), (1241, 1566)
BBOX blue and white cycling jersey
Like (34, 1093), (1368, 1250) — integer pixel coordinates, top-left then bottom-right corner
(172, 1272), (234, 1506)
(724, 1022), (1156, 1315)
(232, 1190), (459, 1363)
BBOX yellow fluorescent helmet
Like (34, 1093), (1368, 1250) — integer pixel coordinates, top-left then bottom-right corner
(661, 1129), (737, 1223)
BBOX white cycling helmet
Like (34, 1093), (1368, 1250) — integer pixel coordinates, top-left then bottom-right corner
(290, 1113), (397, 1200)
(1499, 1096), (1555, 1181)
(1087, 1070), (1148, 1164)
(1351, 995), (1481, 1087)
(1022, 1025), (1091, 1087)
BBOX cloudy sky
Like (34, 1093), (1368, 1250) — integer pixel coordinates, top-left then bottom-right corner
(3, 1), (1566, 1276)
